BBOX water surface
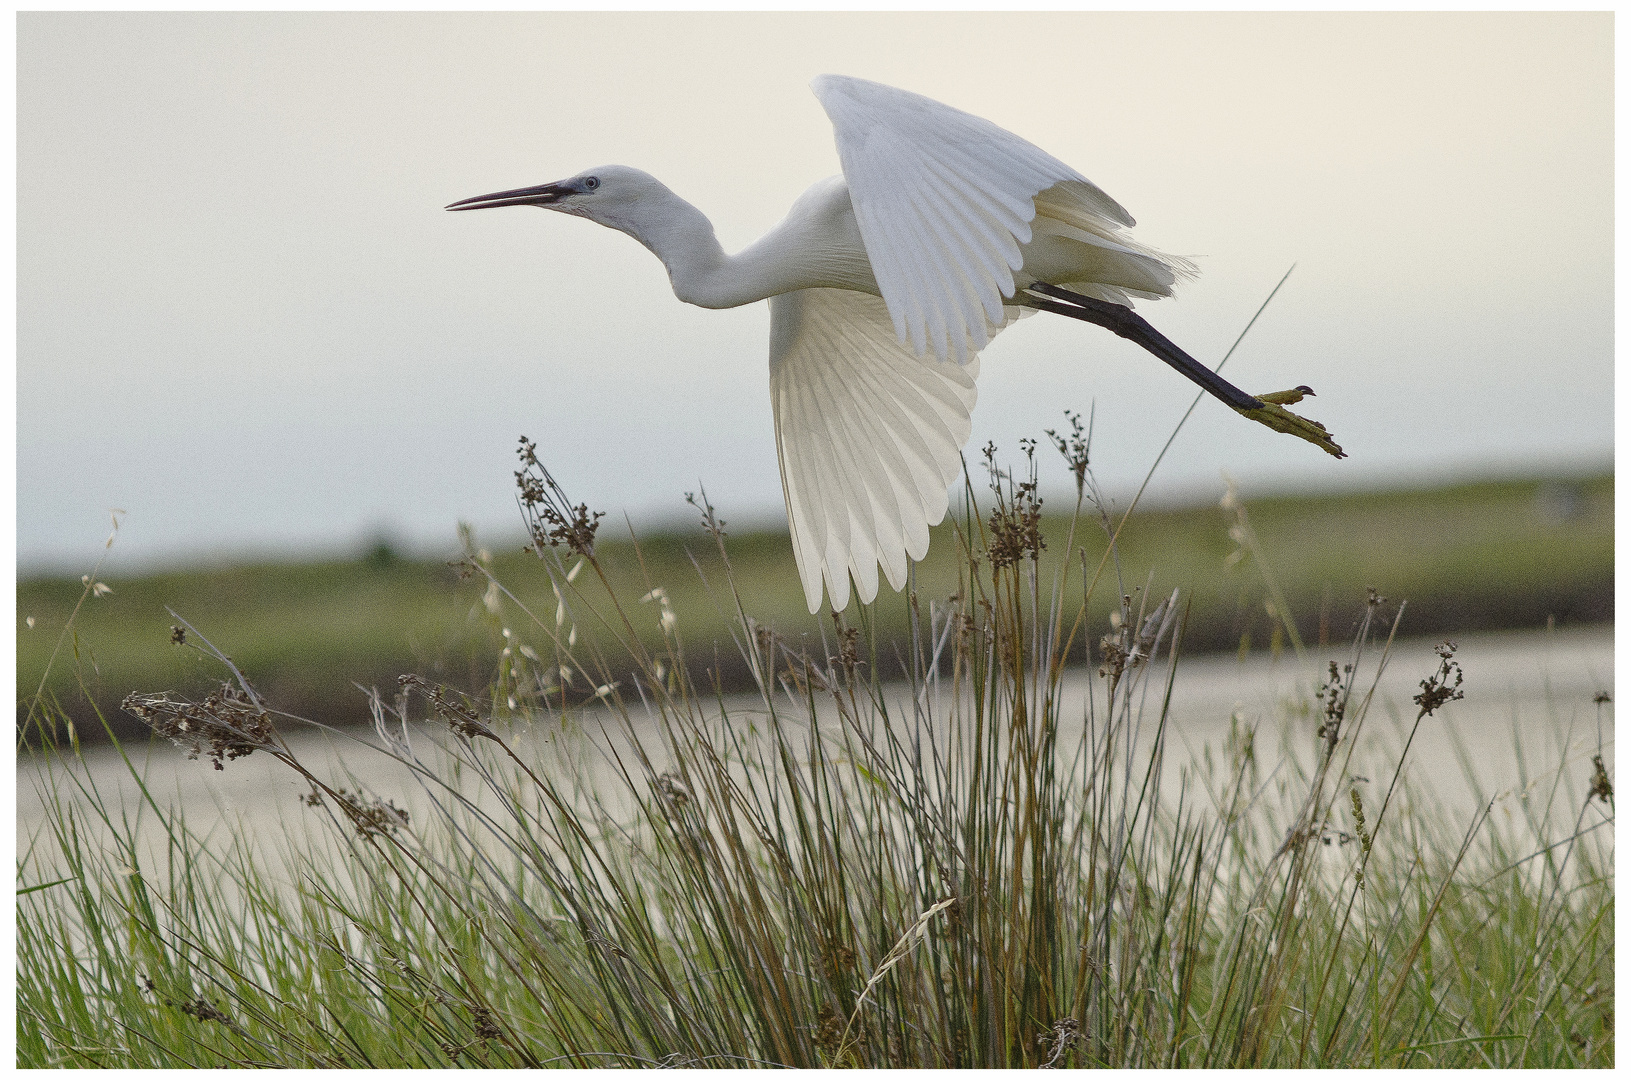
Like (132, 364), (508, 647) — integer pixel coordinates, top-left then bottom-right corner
(18, 626), (1613, 878)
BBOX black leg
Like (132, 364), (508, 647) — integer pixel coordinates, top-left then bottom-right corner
(1026, 283), (1264, 412)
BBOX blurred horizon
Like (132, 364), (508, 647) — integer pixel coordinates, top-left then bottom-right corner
(17, 451), (1615, 581)
(17, 12), (1613, 577)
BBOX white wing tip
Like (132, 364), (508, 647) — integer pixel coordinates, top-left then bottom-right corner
(825, 566), (851, 613)
(810, 73), (857, 102)
(795, 555), (825, 614)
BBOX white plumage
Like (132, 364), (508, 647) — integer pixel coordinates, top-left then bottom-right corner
(449, 75), (1262, 614)
(813, 75), (1139, 361)
(770, 288), (998, 612)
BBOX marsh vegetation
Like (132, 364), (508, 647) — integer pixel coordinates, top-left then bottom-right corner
(17, 436), (1614, 1067)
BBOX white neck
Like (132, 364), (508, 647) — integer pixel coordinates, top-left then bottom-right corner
(601, 182), (861, 309)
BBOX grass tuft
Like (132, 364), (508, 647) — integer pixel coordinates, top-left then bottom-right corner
(17, 441), (1614, 1067)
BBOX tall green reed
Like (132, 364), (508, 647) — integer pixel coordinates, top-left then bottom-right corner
(18, 438), (1613, 1067)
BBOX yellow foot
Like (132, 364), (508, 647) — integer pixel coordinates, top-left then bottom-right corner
(1233, 386), (1345, 458)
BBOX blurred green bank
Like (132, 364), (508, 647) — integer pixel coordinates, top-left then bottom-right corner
(18, 472), (1612, 742)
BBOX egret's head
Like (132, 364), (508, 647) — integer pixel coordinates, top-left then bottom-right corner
(446, 166), (664, 228)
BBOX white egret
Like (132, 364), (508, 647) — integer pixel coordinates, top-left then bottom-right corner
(449, 74), (1340, 614)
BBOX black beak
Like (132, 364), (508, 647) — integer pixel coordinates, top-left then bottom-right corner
(445, 182), (573, 211)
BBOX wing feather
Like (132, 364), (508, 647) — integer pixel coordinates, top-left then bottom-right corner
(915, 155), (1023, 315)
(798, 349), (878, 599)
(772, 288), (1021, 612)
(823, 366), (920, 591)
(772, 371), (833, 610)
(820, 337), (925, 599)
(813, 74), (1143, 363)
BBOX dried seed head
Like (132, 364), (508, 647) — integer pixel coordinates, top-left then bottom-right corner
(685, 489), (728, 539)
(1038, 1016), (1080, 1068)
(309, 787), (410, 837)
(1413, 641), (1466, 718)
(831, 613), (862, 680)
(812, 1002), (845, 1056)
(986, 498), (1044, 570)
(515, 437), (604, 558)
(653, 771), (691, 811)
(1315, 660), (1347, 747)
(177, 996), (239, 1032)
(122, 683), (275, 770)
(1098, 634), (1129, 682)
(1045, 409), (1091, 496)
(1589, 755), (1613, 803)
(982, 440), (1046, 572)
(472, 1006), (502, 1042)
(398, 674), (492, 739)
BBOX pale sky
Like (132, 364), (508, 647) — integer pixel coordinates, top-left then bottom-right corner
(17, 12), (1613, 573)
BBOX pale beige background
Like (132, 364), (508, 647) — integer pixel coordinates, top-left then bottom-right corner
(18, 12), (1612, 572)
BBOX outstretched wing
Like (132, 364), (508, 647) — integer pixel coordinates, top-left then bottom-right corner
(812, 73), (1132, 363)
(771, 287), (1023, 613)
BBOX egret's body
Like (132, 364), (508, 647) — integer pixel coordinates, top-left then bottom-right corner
(451, 75), (1339, 612)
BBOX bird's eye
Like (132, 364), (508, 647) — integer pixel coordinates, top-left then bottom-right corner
(582, 176), (600, 191)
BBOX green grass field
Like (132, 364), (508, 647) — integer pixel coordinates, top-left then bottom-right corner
(19, 471), (1611, 743)
(17, 451), (1614, 1067)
